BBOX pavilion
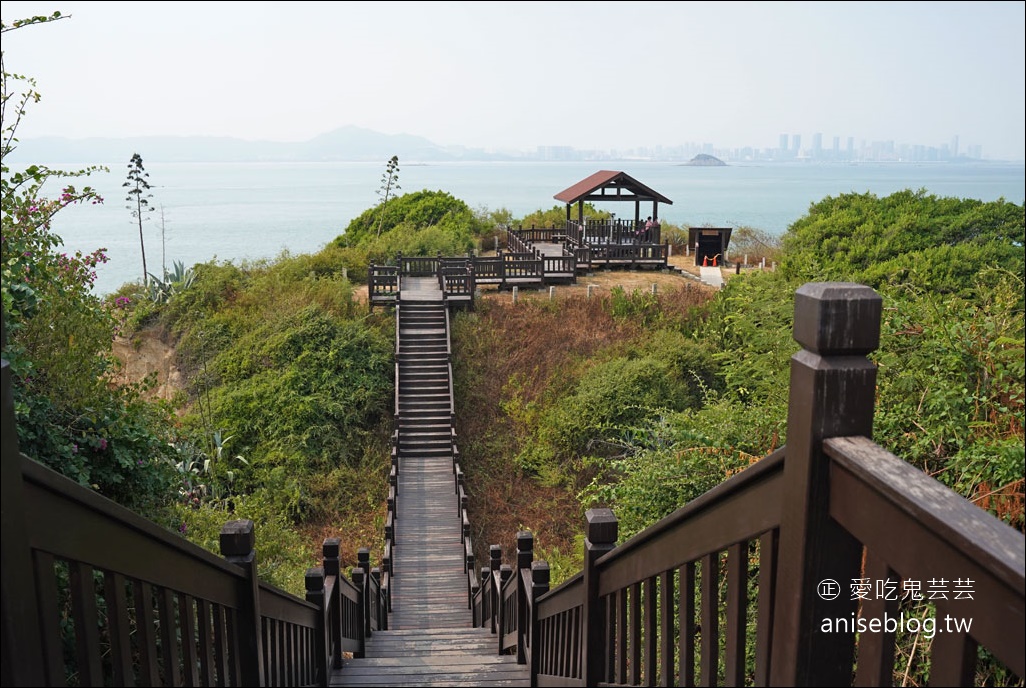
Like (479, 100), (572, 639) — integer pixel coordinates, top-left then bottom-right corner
(553, 170), (673, 227)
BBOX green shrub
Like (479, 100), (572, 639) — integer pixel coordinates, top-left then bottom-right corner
(335, 189), (487, 248)
(516, 203), (609, 229)
(168, 490), (317, 596)
(539, 356), (692, 459)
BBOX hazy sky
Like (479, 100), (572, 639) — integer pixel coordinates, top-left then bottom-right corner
(2, 1), (1024, 159)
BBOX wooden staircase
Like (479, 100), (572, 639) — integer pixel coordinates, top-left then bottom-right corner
(395, 300), (453, 472)
(333, 290), (528, 686)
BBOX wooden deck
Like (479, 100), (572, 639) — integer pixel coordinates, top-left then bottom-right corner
(334, 281), (528, 686)
(398, 275), (444, 302)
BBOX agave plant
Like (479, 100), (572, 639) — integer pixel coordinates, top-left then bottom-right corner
(147, 260), (196, 303)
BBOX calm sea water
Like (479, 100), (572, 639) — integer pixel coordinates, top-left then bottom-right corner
(32, 160), (1026, 296)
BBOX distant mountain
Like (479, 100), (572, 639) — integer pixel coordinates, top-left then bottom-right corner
(294, 126), (454, 162)
(6, 125), (514, 164)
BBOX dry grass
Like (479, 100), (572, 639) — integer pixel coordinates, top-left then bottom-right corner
(451, 278), (716, 569)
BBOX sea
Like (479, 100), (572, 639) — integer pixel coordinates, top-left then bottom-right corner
(25, 160), (1026, 296)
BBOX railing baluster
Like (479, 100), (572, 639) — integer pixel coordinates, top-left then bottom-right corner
(700, 552), (719, 687)
(196, 598), (216, 687)
(134, 579), (162, 687)
(617, 576), (628, 684)
(103, 571), (135, 686)
(158, 585), (181, 686)
(659, 569), (673, 687)
(725, 542), (747, 686)
(211, 602), (230, 688)
(852, 551), (898, 687)
(630, 581), (641, 685)
(680, 561), (697, 687)
(644, 576), (657, 687)
(69, 560), (103, 686)
(179, 592), (199, 686)
(754, 530), (777, 686)
(927, 617), (978, 686)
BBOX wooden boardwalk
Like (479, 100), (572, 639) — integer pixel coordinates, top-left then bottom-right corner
(532, 241), (563, 257)
(333, 277), (528, 687)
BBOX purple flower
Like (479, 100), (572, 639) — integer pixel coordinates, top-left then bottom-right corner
(178, 522), (188, 534)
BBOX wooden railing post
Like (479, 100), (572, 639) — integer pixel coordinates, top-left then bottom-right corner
(1, 359), (46, 687)
(357, 548), (372, 638)
(498, 565), (513, 654)
(529, 560), (550, 686)
(516, 531), (534, 664)
(322, 538), (343, 670)
(220, 519), (264, 687)
(305, 567), (329, 687)
(582, 508), (618, 687)
(770, 282), (882, 685)
(469, 570), (480, 619)
(371, 567), (386, 630)
(489, 545), (502, 634)
(480, 566), (492, 626)
(350, 566), (366, 658)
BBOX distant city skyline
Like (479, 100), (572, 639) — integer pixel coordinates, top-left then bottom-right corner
(533, 131), (986, 163)
(13, 125), (1007, 166)
(2, 2), (1023, 162)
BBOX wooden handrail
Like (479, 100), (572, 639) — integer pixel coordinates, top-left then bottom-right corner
(825, 435), (1025, 680)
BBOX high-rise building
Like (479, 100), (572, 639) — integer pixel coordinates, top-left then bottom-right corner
(779, 134), (789, 153)
(812, 132), (823, 158)
(951, 135), (959, 159)
(792, 134), (802, 157)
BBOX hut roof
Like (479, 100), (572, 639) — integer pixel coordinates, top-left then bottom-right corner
(553, 170), (673, 205)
